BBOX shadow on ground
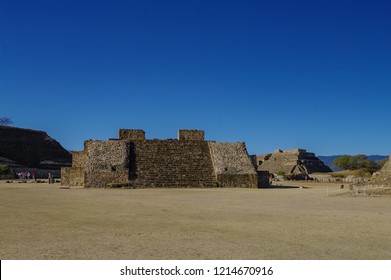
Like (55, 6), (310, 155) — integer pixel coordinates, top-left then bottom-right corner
(261, 185), (302, 189)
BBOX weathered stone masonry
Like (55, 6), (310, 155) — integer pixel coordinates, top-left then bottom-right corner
(61, 129), (258, 188)
(209, 142), (258, 188)
(257, 148), (332, 175)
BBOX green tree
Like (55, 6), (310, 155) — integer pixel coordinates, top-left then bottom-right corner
(333, 155), (356, 170)
(353, 154), (368, 165)
(333, 154), (381, 175)
(357, 159), (380, 174)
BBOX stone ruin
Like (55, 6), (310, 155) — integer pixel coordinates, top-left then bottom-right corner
(256, 148), (332, 175)
(61, 129), (259, 188)
(376, 155), (391, 174)
(348, 156), (391, 196)
(368, 155), (391, 186)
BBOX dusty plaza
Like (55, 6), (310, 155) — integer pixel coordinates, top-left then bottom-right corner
(0, 180), (390, 260)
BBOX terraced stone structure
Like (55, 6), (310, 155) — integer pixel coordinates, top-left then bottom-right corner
(61, 129), (258, 188)
(257, 148), (332, 175)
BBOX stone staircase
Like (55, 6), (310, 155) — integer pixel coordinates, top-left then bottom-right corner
(130, 140), (217, 188)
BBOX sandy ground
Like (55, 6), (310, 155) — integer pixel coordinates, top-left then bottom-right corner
(0, 180), (390, 260)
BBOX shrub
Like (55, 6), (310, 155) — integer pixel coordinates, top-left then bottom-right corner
(0, 164), (10, 175)
(353, 169), (372, 178)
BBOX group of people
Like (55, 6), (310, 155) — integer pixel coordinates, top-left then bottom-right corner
(47, 172), (55, 184)
(17, 171), (35, 180)
(16, 171), (55, 183)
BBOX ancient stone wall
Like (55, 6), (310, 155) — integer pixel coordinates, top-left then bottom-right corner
(214, 174), (257, 188)
(61, 167), (84, 186)
(369, 155), (391, 186)
(84, 140), (130, 187)
(351, 156), (391, 192)
(258, 171), (271, 188)
(61, 167), (70, 185)
(72, 151), (86, 168)
(208, 142), (258, 188)
(130, 140), (216, 187)
(379, 155), (391, 173)
(61, 151), (86, 185)
(119, 129), (145, 140)
(178, 130), (204, 141)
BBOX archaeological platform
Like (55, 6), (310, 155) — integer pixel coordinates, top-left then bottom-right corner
(256, 148), (332, 175)
(61, 129), (258, 188)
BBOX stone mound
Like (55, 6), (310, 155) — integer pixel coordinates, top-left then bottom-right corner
(366, 155), (391, 187)
(0, 126), (72, 169)
(349, 156), (391, 196)
(377, 155), (391, 173)
(256, 148), (332, 175)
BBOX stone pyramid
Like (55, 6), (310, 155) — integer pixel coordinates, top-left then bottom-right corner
(256, 148), (332, 175)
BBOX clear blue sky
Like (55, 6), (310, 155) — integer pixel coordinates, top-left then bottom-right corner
(1, 0), (390, 156)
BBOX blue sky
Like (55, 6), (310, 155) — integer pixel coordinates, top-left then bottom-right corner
(1, 0), (390, 156)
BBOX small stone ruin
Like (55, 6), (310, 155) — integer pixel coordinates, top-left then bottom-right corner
(349, 155), (391, 196)
(376, 155), (391, 174)
(61, 129), (259, 188)
(368, 155), (391, 187)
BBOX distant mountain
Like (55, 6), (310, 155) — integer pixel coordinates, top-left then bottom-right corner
(318, 155), (389, 171)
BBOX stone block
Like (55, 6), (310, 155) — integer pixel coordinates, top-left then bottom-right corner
(119, 129), (145, 140)
(178, 130), (204, 141)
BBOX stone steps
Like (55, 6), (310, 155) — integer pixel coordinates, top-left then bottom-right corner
(130, 140), (216, 188)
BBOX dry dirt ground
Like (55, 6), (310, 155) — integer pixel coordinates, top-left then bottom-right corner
(0, 180), (390, 260)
